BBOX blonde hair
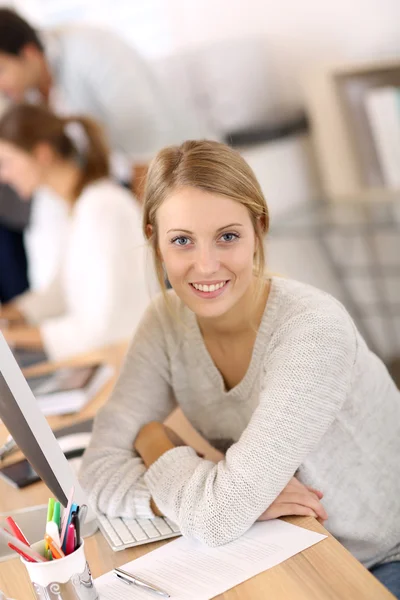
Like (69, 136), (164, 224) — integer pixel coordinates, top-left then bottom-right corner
(143, 139), (269, 300)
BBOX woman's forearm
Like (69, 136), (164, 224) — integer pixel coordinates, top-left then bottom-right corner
(134, 422), (225, 517)
(134, 422), (178, 517)
(134, 421), (176, 469)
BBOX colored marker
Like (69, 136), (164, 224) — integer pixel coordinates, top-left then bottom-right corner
(44, 534), (65, 560)
(65, 524), (76, 556)
(47, 498), (55, 523)
(52, 502), (61, 530)
(8, 543), (35, 563)
(0, 528), (46, 562)
(60, 486), (75, 545)
(46, 521), (61, 548)
(71, 512), (80, 549)
(5, 517), (29, 546)
(62, 503), (78, 552)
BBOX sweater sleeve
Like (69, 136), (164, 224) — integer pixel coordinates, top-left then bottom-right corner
(15, 272), (66, 324)
(79, 299), (176, 518)
(38, 196), (150, 361)
(144, 308), (358, 546)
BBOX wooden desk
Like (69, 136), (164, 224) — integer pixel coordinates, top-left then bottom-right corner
(0, 345), (395, 599)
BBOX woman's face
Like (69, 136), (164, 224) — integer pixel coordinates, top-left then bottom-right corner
(0, 141), (42, 199)
(157, 186), (258, 320)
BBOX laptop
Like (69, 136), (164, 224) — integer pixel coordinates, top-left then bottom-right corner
(0, 332), (180, 561)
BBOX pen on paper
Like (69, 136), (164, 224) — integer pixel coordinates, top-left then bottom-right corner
(114, 567), (170, 598)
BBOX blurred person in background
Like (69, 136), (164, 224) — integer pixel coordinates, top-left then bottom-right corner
(0, 185), (29, 303)
(0, 94), (29, 303)
(0, 8), (210, 190)
(0, 8), (211, 295)
(0, 104), (155, 361)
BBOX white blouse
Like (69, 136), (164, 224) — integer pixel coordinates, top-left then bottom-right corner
(17, 179), (156, 360)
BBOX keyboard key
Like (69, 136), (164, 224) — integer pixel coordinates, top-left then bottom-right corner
(164, 518), (180, 533)
(97, 513), (180, 550)
(136, 518), (160, 538)
(152, 517), (174, 536)
(97, 515), (123, 547)
(109, 518), (135, 545)
(123, 519), (148, 541)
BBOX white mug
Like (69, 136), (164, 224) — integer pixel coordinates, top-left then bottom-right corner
(21, 540), (98, 600)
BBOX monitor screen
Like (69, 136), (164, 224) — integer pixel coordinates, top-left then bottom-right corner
(0, 333), (87, 507)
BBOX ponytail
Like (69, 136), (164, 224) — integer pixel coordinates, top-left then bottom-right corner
(62, 115), (110, 197)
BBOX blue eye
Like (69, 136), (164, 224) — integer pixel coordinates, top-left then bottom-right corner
(220, 232), (239, 243)
(171, 236), (191, 246)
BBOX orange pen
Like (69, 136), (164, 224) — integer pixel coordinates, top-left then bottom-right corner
(44, 534), (65, 559)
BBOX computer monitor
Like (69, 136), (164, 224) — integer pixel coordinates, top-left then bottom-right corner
(0, 332), (89, 507)
(0, 332), (98, 563)
(0, 333), (180, 560)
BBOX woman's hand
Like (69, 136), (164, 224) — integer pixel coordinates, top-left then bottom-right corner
(135, 427), (327, 525)
(257, 477), (328, 524)
(2, 326), (43, 350)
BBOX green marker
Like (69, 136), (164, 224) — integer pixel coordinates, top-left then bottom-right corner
(47, 498), (55, 523)
(52, 501), (61, 530)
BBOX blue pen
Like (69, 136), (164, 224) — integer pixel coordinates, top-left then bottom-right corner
(62, 503), (78, 553)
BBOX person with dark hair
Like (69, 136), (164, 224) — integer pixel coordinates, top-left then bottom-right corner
(0, 104), (155, 360)
(0, 8), (43, 56)
(0, 222), (28, 303)
(0, 8), (210, 297)
(0, 93), (30, 302)
(0, 8), (209, 182)
(0, 183), (30, 302)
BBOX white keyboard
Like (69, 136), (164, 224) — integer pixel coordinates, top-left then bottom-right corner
(97, 513), (181, 551)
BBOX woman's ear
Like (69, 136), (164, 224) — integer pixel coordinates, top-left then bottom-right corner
(257, 215), (267, 234)
(253, 216), (264, 251)
(147, 224), (163, 261)
(145, 224), (153, 240)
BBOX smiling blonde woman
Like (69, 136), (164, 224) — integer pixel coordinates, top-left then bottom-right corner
(80, 140), (400, 598)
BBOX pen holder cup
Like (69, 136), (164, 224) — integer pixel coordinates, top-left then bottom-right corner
(21, 540), (98, 600)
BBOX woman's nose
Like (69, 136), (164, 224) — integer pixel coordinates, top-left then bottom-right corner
(195, 245), (220, 275)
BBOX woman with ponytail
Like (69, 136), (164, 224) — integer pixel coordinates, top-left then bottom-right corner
(0, 103), (154, 360)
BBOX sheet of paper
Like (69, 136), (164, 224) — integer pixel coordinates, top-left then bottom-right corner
(95, 519), (327, 600)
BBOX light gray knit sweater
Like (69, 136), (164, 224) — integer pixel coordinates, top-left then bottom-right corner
(79, 277), (400, 568)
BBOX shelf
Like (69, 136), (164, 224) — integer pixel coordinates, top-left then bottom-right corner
(226, 114), (309, 147)
(305, 59), (400, 201)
